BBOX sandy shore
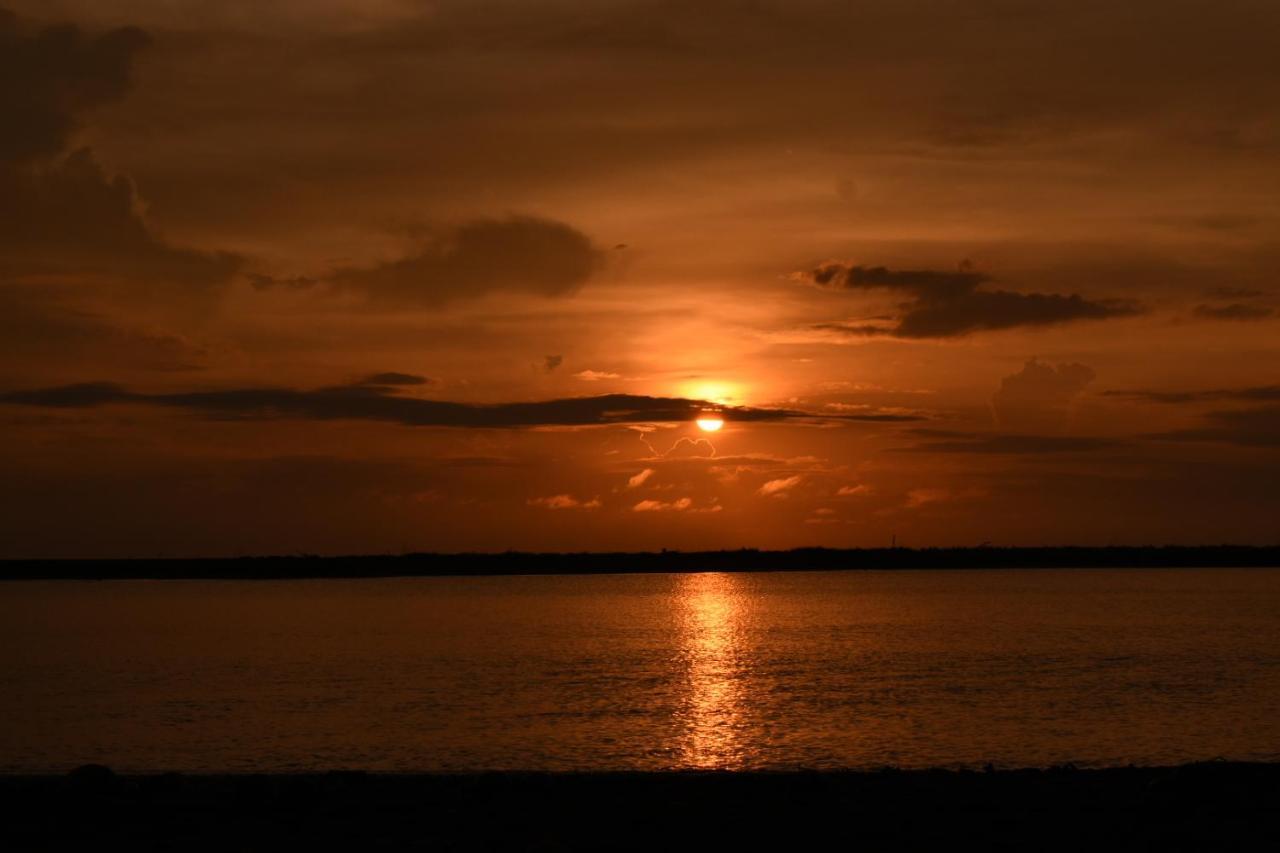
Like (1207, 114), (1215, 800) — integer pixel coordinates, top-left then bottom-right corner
(3, 762), (1279, 850)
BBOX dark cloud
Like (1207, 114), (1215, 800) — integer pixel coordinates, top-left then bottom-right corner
(992, 359), (1095, 432)
(1193, 303), (1274, 321)
(1208, 286), (1266, 299)
(808, 263), (989, 298)
(356, 372), (432, 387)
(0, 149), (242, 289)
(0, 285), (206, 371)
(0, 10), (241, 292)
(543, 355), (564, 373)
(1104, 386), (1280, 405)
(818, 412), (924, 423)
(0, 381), (805, 428)
(803, 263), (1140, 338)
(1106, 385), (1280, 446)
(330, 217), (600, 306)
(900, 429), (1118, 455)
(247, 273), (319, 291)
(1146, 406), (1280, 447)
(0, 8), (148, 163)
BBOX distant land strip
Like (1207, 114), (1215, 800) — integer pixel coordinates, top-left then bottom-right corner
(1, 546), (1279, 580)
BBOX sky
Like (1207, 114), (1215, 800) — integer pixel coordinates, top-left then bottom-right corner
(1, 0), (1278, 557)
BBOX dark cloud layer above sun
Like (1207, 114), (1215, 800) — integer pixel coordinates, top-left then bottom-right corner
(803, 263), (1141, 338)
(0, 381), (807, 428)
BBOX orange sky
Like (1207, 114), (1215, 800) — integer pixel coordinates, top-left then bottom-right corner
(2, 1), (1278, 556)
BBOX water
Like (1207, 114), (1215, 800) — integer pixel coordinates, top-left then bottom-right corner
(2, 569), (1279, 773)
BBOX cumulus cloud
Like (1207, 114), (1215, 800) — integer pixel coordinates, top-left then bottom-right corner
(626, 468), (654, 489)
(801, 263), (1140, 338)
(632, 497), (720, 513)
(758, 475), (801, 497)
(329, 216), (600, 306)
(574, 370), (622, 381)
(633, 497), (693, 512)
(528, 494), (601, 510)
(542, 355), (564, 373)
(991, 358), (1096, 432)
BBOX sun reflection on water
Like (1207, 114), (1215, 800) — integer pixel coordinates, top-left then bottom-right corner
(676, 572), (750, 768)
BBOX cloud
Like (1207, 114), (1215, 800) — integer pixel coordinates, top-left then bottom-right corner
(626, 468), (654, 489)
(651, 436), (718, 459)
(758, 475), (801, 497)
(633, 497), (692, 512)
(247, 273), (319, 291)
(528, 494), (601, 510)
(0, 11), (241, 294)
(0, 286), (207, 372)
(836, 484), (871, 496)
(329, 216), (601, 306)
(574, 369), (622, 381)
(542, 355), (564, 373)
(1208, 287), (1266, 299)
(1145, 406), (1280, 447)
(1193, 303), (1274, 321)
(905, 488), (954, 509)
(356, 372), (432, 387)
(801, 263), (1140, 338)
(0, 149), (243, 291)
(0, 9), (149, 164)
(818, 403), (930, 422)
(807, 263), (989, 296)
(991, 358), (1096, 432)
(900, 429), (1118, 454)
(1103, 386), (1280, 405)
(631, 497), (721, 513)
(0, 380), (805, 428)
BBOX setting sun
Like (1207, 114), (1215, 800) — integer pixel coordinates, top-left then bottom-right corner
(696, 414), (725, 432)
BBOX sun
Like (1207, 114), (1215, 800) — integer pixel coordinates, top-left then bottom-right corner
(695, 413), (725, 432)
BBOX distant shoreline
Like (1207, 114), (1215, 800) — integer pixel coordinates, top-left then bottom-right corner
(2, 545), (1278, 579)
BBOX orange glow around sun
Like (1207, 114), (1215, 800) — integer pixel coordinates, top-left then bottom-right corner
(681, 381), (741, 406)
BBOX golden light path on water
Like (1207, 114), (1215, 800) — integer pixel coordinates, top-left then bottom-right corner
(675, 572), (750, 768)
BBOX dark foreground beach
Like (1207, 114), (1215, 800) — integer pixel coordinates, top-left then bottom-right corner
(4, 763), (1279, 851)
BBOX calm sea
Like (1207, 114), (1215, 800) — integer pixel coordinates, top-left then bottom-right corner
(3, 569), (1279, 773)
